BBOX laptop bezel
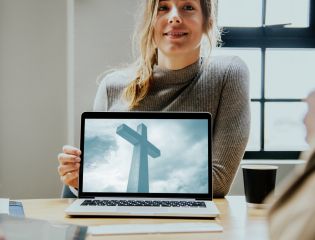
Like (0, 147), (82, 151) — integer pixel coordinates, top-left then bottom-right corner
(78, 112), (212, 200)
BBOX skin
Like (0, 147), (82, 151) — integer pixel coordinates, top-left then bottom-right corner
(57, 145), (81, 188)
(0, 228), (6, 240)
(154, 0), (204, 70)
(304, 90), (315, 146)
(58, 0), (206, 189)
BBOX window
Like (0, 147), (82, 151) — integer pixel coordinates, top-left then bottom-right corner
(214, 0), (315, 159)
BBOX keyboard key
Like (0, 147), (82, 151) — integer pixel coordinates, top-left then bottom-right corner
(81, 200), (207, 208)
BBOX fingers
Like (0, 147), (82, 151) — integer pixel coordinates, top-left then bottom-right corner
(58, 153), (81, 165)
(60, 171), (79, 188)
(58, 163), (80, 177)
(58, 145), (81, 188)
(62, 145), (81, 156)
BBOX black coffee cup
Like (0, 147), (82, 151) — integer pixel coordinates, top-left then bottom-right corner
(242, 165), (278, 208)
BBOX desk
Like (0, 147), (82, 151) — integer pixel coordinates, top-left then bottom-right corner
(21, 196), (268, 240)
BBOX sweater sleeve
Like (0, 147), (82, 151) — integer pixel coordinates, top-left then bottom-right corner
(69, 186), (78, 197)
(212, 56), (250, 197)
(93, 77), (108, 111)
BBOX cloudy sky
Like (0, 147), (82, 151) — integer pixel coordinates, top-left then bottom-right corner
(82, 118), (209, 194)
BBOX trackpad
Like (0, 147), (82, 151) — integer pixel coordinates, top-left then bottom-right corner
(119, 207), (169, 214)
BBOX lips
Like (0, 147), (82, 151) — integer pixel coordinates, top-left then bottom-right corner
(163, 31), (188, 37)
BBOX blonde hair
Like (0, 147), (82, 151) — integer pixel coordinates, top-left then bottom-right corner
(124, 0), (221, 109)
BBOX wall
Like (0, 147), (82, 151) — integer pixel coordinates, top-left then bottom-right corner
(0, 0), (139, 199)
(73, 0), (139, 145)
(0, 0), (67, 198)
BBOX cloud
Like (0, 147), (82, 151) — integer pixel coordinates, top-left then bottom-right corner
(82, 119), (209, 194)
(84, 135), (117, 165)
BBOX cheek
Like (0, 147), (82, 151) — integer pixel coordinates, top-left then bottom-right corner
(189, 18), (204, 39)
(153, 20), (163, 42)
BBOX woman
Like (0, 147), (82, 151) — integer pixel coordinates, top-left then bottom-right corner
(58, 0), (250, 197)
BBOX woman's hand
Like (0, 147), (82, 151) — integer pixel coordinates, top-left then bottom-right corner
(57, 145), (81, 188)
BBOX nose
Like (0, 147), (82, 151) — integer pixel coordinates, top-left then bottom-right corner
(168, 7), (182, 24)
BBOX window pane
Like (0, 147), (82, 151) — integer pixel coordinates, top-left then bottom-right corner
(217, 0), (262, 27)
(265, 49), (315, 99)
(266, 0), (310, 28)
(246, 102), (260, 151)
(265, 102), (308, 151)
(212, 48), (261, 98)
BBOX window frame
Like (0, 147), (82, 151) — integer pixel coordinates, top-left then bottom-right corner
(219, 0), (315, 159)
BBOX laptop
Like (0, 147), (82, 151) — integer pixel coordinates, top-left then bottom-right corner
(65, 112), (219, 218)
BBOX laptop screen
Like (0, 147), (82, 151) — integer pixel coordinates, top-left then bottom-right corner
(79, 112), (212, 199)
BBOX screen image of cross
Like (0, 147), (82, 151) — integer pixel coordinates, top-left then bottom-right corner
(82, 118), (208, 194)
(116, 123), (160, 193)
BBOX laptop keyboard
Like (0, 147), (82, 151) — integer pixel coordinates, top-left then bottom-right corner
(81, 200), (206, 208)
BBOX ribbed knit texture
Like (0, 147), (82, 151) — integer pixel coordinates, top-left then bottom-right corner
(94, 55), (250, 197)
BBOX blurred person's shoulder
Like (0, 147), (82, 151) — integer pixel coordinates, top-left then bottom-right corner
(268, 150), (315, 240)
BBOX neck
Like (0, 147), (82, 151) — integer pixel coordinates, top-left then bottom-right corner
(157, 49), (200, 70)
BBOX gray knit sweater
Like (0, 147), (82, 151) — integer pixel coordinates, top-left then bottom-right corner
(94, 55), (250, 197)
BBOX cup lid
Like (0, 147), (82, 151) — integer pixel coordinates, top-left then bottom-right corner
(241, 165), (278, 170)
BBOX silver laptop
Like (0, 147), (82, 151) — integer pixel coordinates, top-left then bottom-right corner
(65, 112), (219, 218)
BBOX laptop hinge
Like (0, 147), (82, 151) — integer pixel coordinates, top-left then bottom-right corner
(196, 198), (212, 201)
